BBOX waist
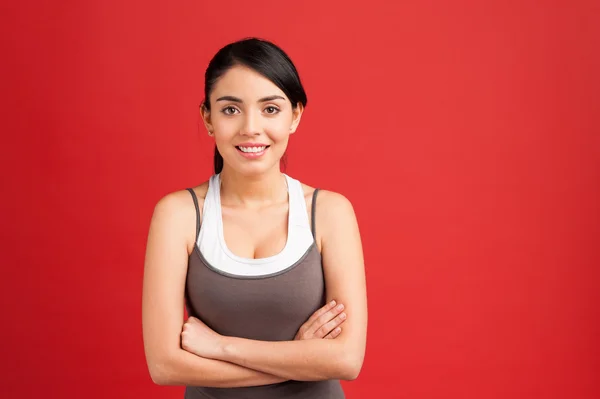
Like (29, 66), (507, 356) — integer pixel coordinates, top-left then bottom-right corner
(184, 380), (345, 399)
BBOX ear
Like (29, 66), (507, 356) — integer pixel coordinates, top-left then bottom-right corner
(200, 102), (214, 135)
(289, 102), (304, 134)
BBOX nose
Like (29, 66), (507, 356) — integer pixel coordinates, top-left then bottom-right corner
(239, 110), (261, 136)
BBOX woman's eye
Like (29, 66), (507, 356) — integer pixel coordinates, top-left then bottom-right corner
(265, 106), (279, 114)
(222, 106), (239, 115)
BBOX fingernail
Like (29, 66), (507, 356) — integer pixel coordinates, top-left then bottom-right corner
(330, 300), (336, 306)
(340, 312), (347, 320)
(337, 304), (344, 311)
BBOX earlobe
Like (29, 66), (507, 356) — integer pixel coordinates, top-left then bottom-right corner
(200, 102), (214, 134)
(290, 102), (304, 134)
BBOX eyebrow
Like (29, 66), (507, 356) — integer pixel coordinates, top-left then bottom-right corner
(215, 95), (286, 103)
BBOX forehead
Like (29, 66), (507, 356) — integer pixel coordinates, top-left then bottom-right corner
(211, 65), (287, 100)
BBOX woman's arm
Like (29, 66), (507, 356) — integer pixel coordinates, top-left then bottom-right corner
(183, 191), (368, 381)
(142, 192), (285, 387)
(152, 347), (285, 387)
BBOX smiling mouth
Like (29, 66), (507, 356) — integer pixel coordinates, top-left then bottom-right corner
(236, 145), (270, 153)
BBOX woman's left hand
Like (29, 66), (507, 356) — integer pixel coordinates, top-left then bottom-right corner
(181, 316), (225, 359)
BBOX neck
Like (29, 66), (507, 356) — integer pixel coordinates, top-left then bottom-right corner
(219, 165), (288, 207)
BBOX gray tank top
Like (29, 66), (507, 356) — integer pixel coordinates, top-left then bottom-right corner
(183, 175), (345, 399)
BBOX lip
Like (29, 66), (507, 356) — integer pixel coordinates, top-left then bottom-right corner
(236, 142), (270, 147)
(235, 143), (270, 159)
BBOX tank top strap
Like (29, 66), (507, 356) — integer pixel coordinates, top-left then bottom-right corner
(185, 188), (201, 242)
(311, 188), (320, 239)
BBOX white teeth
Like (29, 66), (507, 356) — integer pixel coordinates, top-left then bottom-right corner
(238, 146), (266, 153)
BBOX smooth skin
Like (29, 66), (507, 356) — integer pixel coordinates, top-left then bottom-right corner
(142, 65), (367, 386)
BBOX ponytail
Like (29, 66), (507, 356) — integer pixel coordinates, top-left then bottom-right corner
(214, 146), (224, 174)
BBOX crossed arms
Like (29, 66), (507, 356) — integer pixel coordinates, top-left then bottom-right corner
(142, 189), (367, 387)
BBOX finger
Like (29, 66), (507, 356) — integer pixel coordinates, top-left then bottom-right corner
(306, 300), (337, 324)
(315, 311), (347, 338)
(305, 303), (344, 337)
(324, 327), (342, 339)
(297, 302), (344, 340)
(309, 303), (345, 335)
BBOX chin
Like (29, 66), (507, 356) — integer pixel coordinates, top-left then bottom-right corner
(237, 163), (280, 177)
(223, 149), (284, 176)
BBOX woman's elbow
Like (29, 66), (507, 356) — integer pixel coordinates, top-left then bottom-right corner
(338, 352), (364, 381)
(150, 371), (169, 386)
(339, 363), (362, 381)
(148, 365), (170, 386)
(147, 355), (175, 386)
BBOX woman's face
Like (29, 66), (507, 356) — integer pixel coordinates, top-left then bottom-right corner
(203, 65), (303, 176)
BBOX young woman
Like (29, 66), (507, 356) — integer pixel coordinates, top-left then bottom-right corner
(142, 38), (367, 398)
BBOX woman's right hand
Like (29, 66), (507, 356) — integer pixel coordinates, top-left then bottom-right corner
(294, 300), (347, 340)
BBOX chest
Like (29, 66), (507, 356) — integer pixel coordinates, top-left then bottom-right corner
(186, 246), (326, 341)
(220, 201), (290, 259)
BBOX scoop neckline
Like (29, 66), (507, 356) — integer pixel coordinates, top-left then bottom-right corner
(214, 173), (293, 265)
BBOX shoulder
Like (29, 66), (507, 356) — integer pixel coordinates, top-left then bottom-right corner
(314, 189), (354, 213)
(296, 178), (353, 209)
(153, 181), (210, 218)
(297, 179), (357, 239)
(313, 189), (357, 231)
(298, 180), (354, 217)
(149, 181), (210, 252)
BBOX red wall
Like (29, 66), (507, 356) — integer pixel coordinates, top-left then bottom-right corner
(2, 1), (598, 398)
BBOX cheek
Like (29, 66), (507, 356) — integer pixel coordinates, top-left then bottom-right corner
(268, 126), (291, 142)
(266, 117), (293, 139)
(212, 116), (239, 134)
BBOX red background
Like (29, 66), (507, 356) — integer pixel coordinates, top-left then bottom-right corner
(2, 1), (599, 398)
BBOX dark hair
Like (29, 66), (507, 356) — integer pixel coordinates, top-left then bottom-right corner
(202, 38), (308, 174)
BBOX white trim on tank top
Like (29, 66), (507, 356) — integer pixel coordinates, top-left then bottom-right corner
(196, 173), (315, 277)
